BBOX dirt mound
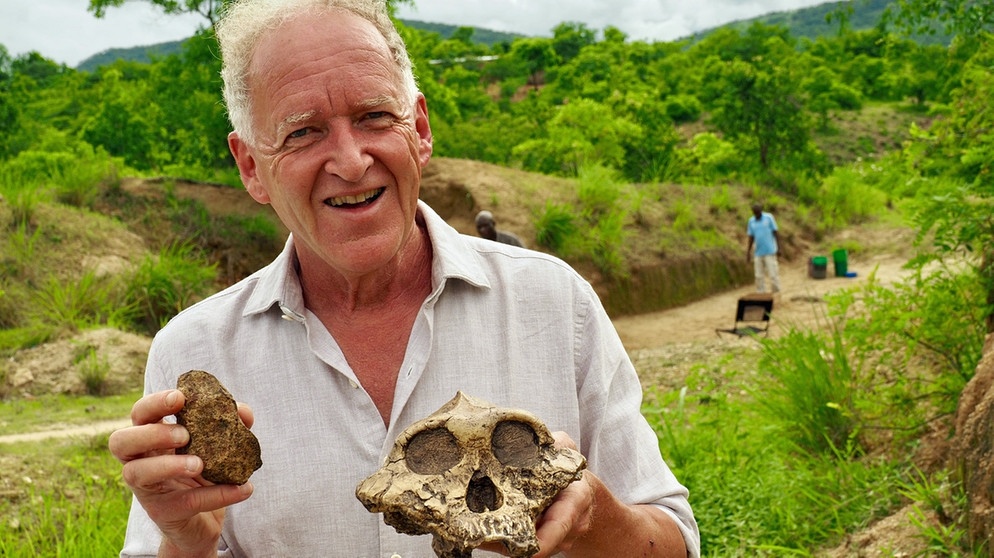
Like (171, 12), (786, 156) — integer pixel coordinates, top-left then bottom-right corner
(5, 328), (150, 397)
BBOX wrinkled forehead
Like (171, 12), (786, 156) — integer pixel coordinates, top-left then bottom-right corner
(249, 8), (395, 75)
(244, 8), (410, 138)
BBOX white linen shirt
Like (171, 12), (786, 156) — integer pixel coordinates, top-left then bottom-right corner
(121, 202), (700, 558)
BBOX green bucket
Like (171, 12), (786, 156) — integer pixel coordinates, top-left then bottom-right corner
(810, 256), (827, 279)
(832, 249), (848, 277)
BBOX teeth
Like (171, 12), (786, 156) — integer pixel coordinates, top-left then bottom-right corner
(328, 188), (381, 206)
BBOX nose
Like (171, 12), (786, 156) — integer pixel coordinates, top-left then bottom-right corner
(322, 123), (372, 182)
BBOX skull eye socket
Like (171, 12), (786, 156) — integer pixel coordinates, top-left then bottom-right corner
(491, 420), (541, 468)
(405, 427), (462, 474)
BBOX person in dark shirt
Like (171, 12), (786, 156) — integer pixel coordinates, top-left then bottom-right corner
(475, 210), (524, 247)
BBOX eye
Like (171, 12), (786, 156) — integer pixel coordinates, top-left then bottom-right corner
(287, 128), (310, 139)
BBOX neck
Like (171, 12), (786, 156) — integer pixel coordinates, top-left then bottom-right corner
(298, 222), (433, 316)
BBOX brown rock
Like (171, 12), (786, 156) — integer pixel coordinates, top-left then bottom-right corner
(175, 370), (262, 485)
(953, 333), (994, 548)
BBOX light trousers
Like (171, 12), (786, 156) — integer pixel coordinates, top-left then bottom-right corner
(754, 254), (780, 293)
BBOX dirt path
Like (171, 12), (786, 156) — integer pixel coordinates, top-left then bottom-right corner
(613, 249), (910, 350)
(0, 418), (131, 445)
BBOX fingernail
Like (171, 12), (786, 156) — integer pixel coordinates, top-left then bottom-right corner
(185, 456), (200, 473)
(238, 482), (253, 495)
(165, 390), (180, 408)
(171, 426), (189, 446)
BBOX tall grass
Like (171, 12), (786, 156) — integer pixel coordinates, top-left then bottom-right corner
(124, 243), (218, 335)
(29, 272), (130, 333)
(534, 201), (578, 253)
(0, 133), (124, 211)
(647, 257), (986, 554)
(646, 379), (908, 555)
(532, 163), (633, 278)
(0, 436), (132, 557)
(74, 345), (112, 396)
(755, 325), (862, 455)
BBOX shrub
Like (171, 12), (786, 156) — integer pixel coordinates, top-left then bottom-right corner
(664, 93), (703, 123)
(754, 325), (863, 456)
(533, 201), (578, 253)
(73, 345), (110, 396)
(124, 243), (218, 335)
(29, 272), (127, 333)
(816, 165), (887, 230)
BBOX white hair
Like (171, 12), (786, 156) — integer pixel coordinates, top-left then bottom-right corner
(216, 0), (419, 146)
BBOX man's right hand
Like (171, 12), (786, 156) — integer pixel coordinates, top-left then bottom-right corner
(108, 389), (255, 558)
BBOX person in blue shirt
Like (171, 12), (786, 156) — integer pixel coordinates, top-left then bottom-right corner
(746, 202), (781, 293)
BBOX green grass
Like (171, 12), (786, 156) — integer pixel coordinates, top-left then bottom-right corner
(0, 390), (139, 436)
(0, 435), (131, 557)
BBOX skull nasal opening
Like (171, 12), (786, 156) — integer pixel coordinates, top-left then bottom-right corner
(466, 471), (502, 513)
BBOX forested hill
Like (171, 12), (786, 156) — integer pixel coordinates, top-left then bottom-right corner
(75, 18), (525, 72)
(75, 0), (915, 71)
(694, 0), (951, 44)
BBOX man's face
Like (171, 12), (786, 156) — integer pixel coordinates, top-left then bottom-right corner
(228, 10), (433, 278)
(476, 220), (496, 240)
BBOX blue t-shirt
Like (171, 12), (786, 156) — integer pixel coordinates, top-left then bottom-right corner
(748, 212), (778, 257)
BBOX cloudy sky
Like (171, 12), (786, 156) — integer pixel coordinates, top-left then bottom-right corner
(2, 0), (831, 68)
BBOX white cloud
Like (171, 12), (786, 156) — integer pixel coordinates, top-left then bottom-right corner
(1, 0), (205, 67)
(395, 0), (831, 41)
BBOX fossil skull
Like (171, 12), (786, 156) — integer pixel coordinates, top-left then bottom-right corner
(355, 391), (586, 558)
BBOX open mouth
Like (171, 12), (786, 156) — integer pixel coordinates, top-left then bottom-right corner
(325, 187), (385, 209)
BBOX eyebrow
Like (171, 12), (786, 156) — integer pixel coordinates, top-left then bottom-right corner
(275, 110), (317, 139)
(356, 95), (394, 111)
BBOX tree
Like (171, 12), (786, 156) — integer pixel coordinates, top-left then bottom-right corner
(88, 0), (225, 26)
(707, 56), (816, 177)
(551, 22), (596, 63)
(890, 0), (994, 332)
(511, 98), (641, 176)
(508, 38), (559, 90)
(0, 45), (20, 159)
(909, 40), (994, 332)
(888, 0), (994, 36)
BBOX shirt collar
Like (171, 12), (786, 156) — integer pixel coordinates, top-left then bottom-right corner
(242, 200), (491, 318)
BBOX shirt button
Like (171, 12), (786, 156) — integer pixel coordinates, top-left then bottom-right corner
(390, 554), (402, 558)
(349, 380), (359, 389)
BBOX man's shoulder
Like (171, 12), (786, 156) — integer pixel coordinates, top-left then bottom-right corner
(156, 276), (265, 340)
(496, 230), (524, 247)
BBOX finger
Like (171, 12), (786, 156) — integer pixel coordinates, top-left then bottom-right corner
(533, 479), (594, 557)
(109, 422), (190, 463)
(550, 431), (577, 451)
(143, 479), (253, 527)
(130, 390), (186, 426)
(180, 481), (254, 516)
(534, 511), (574, 558)
(122, 453), (205, 495)
(236, 402), (255, 429)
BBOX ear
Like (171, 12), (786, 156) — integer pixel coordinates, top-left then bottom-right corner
(228, 131), (271, 204)
(414, 94), (433, 169)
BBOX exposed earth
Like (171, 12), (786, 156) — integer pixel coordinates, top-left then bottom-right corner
(0, 159), (934, 555)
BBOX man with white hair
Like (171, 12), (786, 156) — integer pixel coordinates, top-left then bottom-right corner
(108, 1), (699, 556)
